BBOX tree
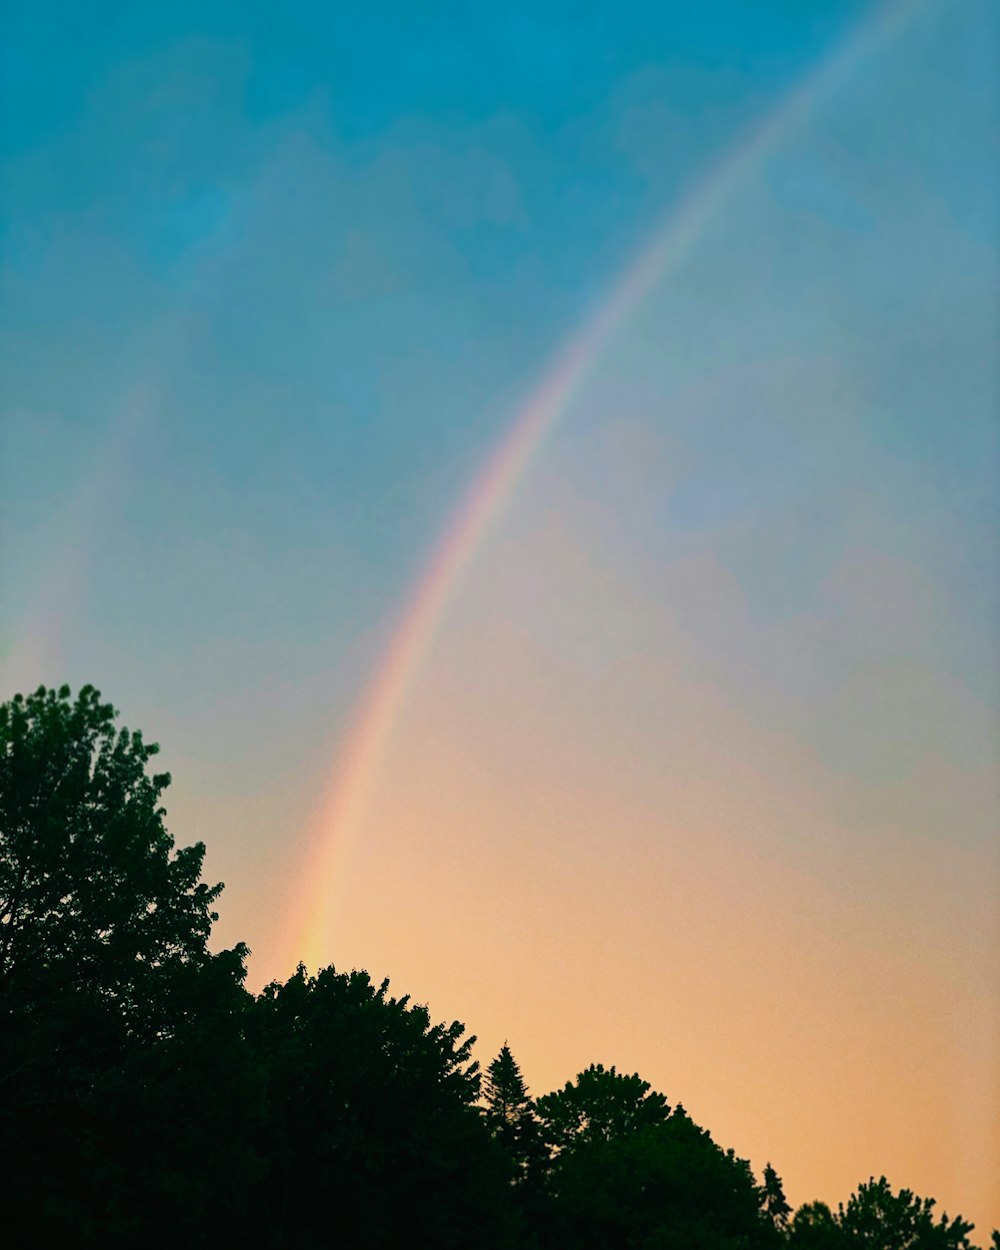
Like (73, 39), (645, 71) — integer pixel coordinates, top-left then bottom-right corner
(790, 1179), (983, 1250)
(483, 1043), (550, 1245)
(838, 1176), (978, 1249)
(485, 1043), (546, 1177)
(77, 945), (264, 1248)
(485, 1042), (533, 1128)
(535, 1063), (671, 1154)
(535, 1067), (778, 1250)
(249, 964), (513, 1249)
(0, 684), (233, 1044)
(0, 684), (251, 1246)
(761, 1162), (793, 1233)
(790, 1201), (843, 1250)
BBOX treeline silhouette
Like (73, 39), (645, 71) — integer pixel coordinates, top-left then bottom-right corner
(1, 685), (995, 1249)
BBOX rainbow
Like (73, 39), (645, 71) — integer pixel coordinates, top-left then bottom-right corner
(289, 0), (924, 975)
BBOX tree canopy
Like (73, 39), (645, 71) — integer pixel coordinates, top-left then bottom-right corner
(0, 685), (250, 1244)
(249, 964), (510, 1248)
(537, 1071), (778, 1250)
(2, 685), (995, 1249)
(0, 684), (232, 1041)
(535, 1062), (671, 1152)
(787, 1177), (980, 1250)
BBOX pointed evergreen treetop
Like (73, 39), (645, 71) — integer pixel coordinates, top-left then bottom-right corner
(484, 1042), (532, 1125)
(761, 1162), (792, 1231)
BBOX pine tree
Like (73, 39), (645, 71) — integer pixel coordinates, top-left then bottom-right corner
(483, 1042), (548, 1201)
(484, 1043), (532, 1127)
(761, 1162), (792, 1232)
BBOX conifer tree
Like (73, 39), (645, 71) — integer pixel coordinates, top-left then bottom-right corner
(483, 1042), (549, 1203)
(484, 1043), (532, 1127)
(761, 1162), (792, 1232)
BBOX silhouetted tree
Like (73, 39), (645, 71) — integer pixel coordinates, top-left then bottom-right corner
(0, 685), (234, 1042)
(789, 1201), (842, 1250)
(536, 1068), (777, 1249)
(486, 1042), (533, 1126)
(4, 682), (987, 1250)
(838, 1176), (978, 1249)
(484, 1043), (549, 1245)
(249, 964), (512, 1249)
(761, 1161), (793, 1232)
(790, 1179), (983, 1250)
(535, 1062), (671, 1153)
(486, 1043), (547, 1171)
(0, 685), (252, 1245)
(80, 946), (263, 1247)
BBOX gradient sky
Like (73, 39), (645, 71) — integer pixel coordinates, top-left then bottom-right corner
(2, 0), (998, 1235)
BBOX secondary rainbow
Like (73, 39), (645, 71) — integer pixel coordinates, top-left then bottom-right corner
(290, 0), (924, 974)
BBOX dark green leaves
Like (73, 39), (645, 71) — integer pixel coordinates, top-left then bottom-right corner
(0, 684), (224, 1043)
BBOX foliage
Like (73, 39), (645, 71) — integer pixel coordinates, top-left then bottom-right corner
(486, 1041), (534, 1126)
(536, 1068), (778, 1250)
(73, 948), (263, 1247)
(839, 1176), (978, 1248)
(790, 1179), (983, 1250)
(483, 1044), (550, 1245)
(1, 685), (992, 1250)
(790, 1201), (846, 1250)
(762, 1162), (793, 1232)
(535, 1062), (671, 1153)
(0, 685), (251, 1246)
(0, 684), (232, 1044)
(248, 963), (512, 1249)
(485, 1044), (546, 1176)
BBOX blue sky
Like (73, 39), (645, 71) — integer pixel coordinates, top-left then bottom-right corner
(2, 0), (907, 732)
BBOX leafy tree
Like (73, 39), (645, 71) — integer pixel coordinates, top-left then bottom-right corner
(536, 1068), (777, 1250)
(551, 1105), (778, 1250)
(790, 1179), (983, 1250)
(0, 684), (233, 1045)
(77, 946), (264, 1248)
(0, 684), (252, 1246)
(790, 1201), (843, 1250)
(5, 684), (985, 1250)
(249, 964), (512, 1249)
(838, 1176), (978, 1249)
(535, 1062), (671, 1154)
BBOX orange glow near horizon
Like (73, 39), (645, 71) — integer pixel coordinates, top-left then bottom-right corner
(288, 497), (999, 1233)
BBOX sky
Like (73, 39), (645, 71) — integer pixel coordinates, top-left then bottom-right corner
(2, 0), (998, 1234)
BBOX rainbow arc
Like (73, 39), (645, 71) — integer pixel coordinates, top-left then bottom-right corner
(289, 0), (923, 974)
